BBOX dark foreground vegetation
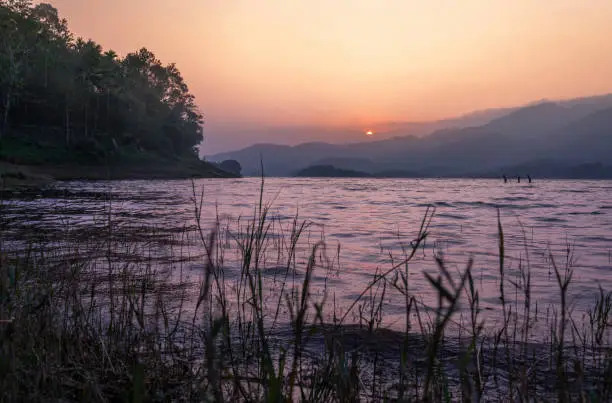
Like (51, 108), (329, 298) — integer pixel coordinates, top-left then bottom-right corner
(0, 1), (232, 180)
(1, 180), (612, 402)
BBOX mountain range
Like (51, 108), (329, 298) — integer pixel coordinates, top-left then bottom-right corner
(208, 93), (612, 178)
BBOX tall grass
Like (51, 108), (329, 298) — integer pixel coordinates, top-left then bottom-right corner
(1, 179), (612, 402)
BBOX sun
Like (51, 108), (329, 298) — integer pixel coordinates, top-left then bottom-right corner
(366, 130), (374, 136)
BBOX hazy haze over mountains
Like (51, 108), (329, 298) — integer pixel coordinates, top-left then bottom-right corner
(201, 106), (517, 155)
(209, 94), (612, 178)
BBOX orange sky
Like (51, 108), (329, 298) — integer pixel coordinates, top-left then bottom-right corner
(49, 0), (612, 153)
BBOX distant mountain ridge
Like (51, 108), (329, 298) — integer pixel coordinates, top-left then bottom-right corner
(209, 93), (612, 178)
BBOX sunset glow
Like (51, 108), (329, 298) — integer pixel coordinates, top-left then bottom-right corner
(47, 0), (612, 152)
(366, 130), (374, 137)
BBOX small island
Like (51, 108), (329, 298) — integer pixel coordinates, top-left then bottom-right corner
(295, 164), (422, 178)
(0, 3), (237, 186)
(295, 165), (371, 178)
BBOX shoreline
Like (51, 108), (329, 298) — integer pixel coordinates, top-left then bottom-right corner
(0, 160), (239, 190)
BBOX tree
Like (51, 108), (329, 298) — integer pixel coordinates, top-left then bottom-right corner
(0, 5), (27, 139)
(30, 2), (71, 43)
(220, 159), (241, 176)
(0, 0), (33, 14)
(0, 2), (206, 163)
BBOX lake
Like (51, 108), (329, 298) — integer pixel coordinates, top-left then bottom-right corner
(5, 177), (612, 332)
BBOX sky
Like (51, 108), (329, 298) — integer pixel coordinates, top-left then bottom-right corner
(49, 0), (612, 154)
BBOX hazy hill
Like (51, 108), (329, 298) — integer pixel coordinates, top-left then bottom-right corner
(476, 160), (612, 179)
(208, 94), (612, 178)
(544, 106), (612, 162)
(483, 102), (576, 140)
(372, 105), (518, 140)
(208, 105), (519, 153)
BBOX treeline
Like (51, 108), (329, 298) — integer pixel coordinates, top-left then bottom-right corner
(0, 1), (204, 164)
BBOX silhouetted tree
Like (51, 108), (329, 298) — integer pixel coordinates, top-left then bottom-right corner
(220, 159), (241, 175)
(0, 1), (204, 162)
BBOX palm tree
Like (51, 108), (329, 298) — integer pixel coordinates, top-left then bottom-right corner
(0, 12), (26, 140)
(75, 39), (103, 138)
(99, 49), (121, 138)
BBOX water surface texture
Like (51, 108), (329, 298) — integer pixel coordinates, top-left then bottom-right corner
(6, 178), (612, 330)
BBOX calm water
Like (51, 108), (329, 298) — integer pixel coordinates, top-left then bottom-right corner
(6, 178), (612, 330)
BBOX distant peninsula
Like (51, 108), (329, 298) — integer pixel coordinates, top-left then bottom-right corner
(0, 3), (237, 185)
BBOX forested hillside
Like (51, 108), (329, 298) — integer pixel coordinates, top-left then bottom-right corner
(0, 1), (231, 178)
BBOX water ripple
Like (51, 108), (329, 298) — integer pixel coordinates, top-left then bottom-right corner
(7, 177), (612, 327)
